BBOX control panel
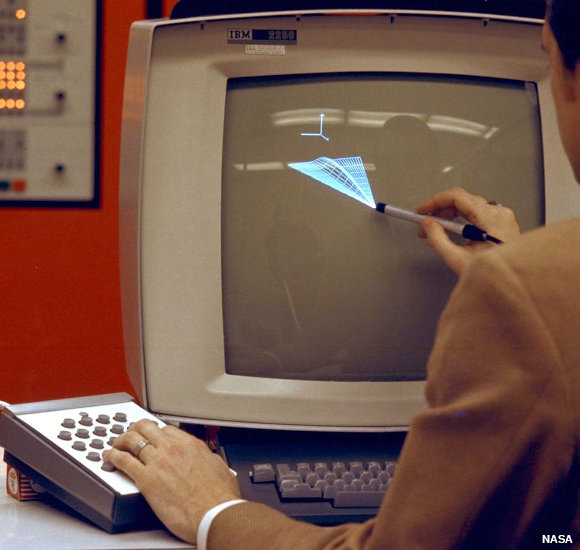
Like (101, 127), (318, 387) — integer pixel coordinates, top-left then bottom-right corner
(0, 0), (98, 206)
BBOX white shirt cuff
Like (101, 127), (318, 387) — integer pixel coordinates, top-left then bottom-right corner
(197, 499), (247, 550)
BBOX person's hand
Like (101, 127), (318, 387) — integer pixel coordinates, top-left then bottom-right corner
(102, 420), (241, 544)
(416, 187), (520, 275)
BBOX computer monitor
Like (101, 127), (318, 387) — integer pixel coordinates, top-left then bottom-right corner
(119, 8), (577, 431)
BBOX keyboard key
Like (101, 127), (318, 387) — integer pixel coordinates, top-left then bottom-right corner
(333, 479), (346, 492)
(349, 461), (363, 478)
(385, 461), (397, 476)
(324, 472), (337, 484)
(352, 479), (363, 491)
(279, 479), (299, 491)
(251, 463), (276, 483)
(342, 471), (354, 485)
(305, 472), (318, 487)
(334, 490), (386, 508)
(332, 462), (346, 477)
(378, 471), (390, 484)
(314, 480), (328, 492)
(324, 485), (338, 500)
(314, 462), (328, 478)
(367, 461), (381, 477)
(276, 464), (301, 485)
(360, 471), (372, 484)
(281, 483), (322, 500)
(296, 462), (311, 478)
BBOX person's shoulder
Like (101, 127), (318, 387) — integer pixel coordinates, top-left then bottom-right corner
(456, 216), (580, 295)
(499, 216), (580, 268)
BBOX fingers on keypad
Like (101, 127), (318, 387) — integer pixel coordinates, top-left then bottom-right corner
(57, 410), (140, 472)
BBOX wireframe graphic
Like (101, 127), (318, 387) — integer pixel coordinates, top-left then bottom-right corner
(288, 156), (376, 208)
(300, 112), (330, 141)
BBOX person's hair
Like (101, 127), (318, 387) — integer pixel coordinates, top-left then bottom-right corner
(547, 0), (580, 70)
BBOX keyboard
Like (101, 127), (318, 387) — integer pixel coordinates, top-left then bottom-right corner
(220, 428), (406, 525)
(250, 459), (396, 508)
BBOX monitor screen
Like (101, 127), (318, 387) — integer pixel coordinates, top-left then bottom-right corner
(221, 73), (543, 382)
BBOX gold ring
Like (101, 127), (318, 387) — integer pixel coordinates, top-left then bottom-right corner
(134, 439), (150, 458)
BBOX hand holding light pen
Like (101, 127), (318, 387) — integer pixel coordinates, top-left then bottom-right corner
(375, 202), (503, 244)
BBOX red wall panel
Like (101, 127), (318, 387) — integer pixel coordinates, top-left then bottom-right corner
(0, 1), (147, 405)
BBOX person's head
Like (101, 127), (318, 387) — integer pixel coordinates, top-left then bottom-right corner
(543, 0), (580, 181)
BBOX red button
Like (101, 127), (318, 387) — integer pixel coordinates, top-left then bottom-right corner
(11, 179), (26, 192)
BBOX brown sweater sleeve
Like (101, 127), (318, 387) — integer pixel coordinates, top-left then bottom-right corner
(209, 249), (574, 550)
(208, 502), (375, 550)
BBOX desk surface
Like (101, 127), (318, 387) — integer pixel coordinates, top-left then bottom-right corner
(0, 448), (195, 550)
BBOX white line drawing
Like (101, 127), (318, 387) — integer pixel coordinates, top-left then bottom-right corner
(288, 156), (375, 208)
(300, 112), (330, 141)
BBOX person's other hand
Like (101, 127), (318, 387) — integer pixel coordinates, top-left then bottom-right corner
(103, 420), (241, 544)
(416, 187), (520, 275)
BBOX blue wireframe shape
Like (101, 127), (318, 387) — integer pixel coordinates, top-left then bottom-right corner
(288, 156), (376, 208)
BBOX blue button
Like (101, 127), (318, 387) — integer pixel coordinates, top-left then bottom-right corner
(0, 181), (10, 191)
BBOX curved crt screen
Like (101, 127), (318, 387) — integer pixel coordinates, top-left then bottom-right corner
(221, 73), (543, 382)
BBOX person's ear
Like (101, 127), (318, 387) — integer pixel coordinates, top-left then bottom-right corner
(560, 59), (580, 103)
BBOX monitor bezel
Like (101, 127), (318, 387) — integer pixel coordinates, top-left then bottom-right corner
(120, 10), (576, 430)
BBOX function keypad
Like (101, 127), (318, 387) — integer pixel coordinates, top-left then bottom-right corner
(19, 400), (165, 496)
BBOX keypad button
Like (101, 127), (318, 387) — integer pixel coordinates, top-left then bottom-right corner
(97, 414), (110, 424)
(113, 412), (127, 423)
(107, 437), (117, 446)
(101, 461), (116, 472)
(61, 418), (75, 429)
(110, 424), (124, 435)
(93, 426), (107, 437)
(75, 429), (90, 439)
(79, 416), (93, 427)
(58, 430), (72, 441)
(87, 452), (101, 462)
(90, 439), (104, 449)
(72, 441), (86, 451)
